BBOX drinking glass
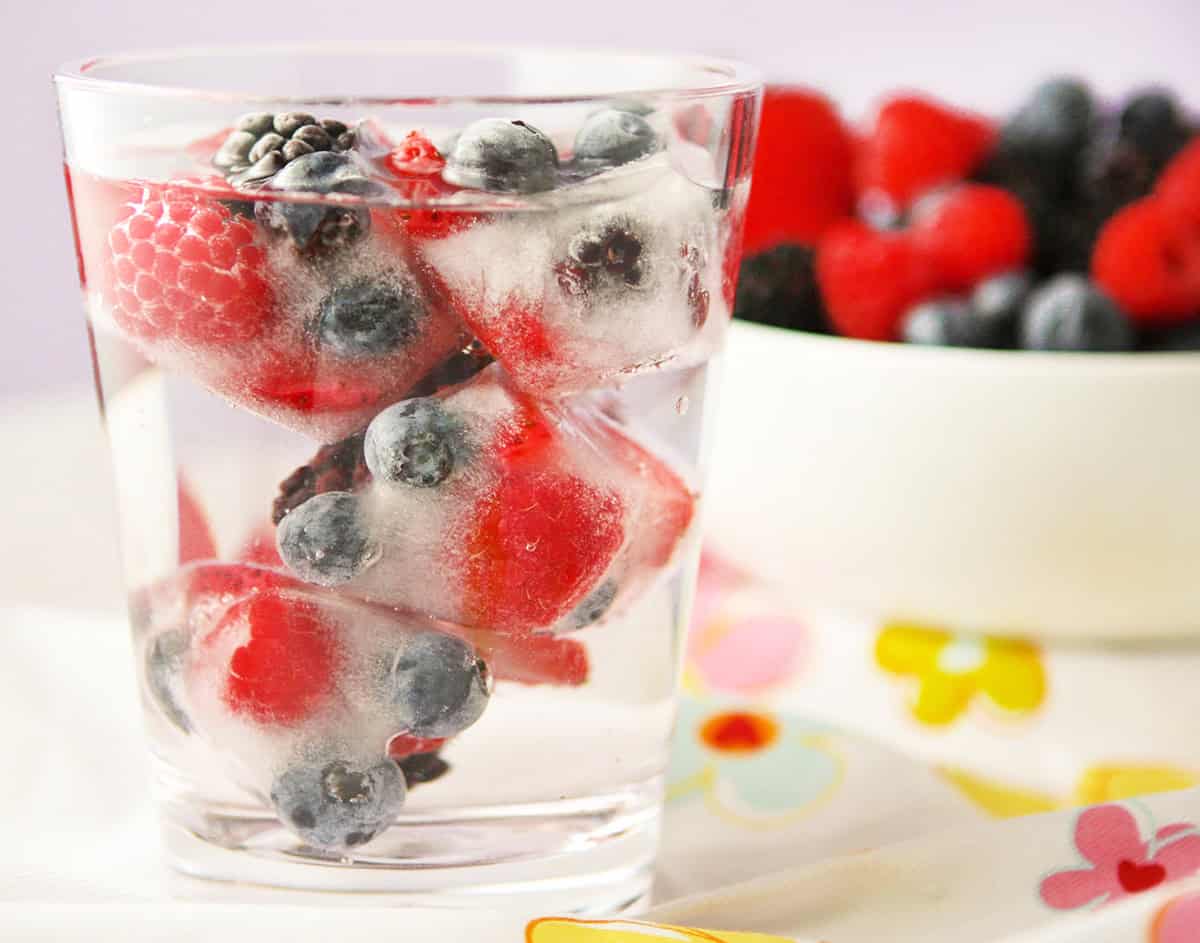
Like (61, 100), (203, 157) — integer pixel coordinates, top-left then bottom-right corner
(55, 42), (760, 911)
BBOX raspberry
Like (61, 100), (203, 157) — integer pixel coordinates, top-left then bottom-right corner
(814, 220), (938, 340)
(107, 183), (275, 345)
(1156, 138), (1200, 224)
(1092, 197), (1200, 325)
(856, 95), (995, 210)
(464, 470), (626, 634)
(386, 733), (447, 760)
(914, 185), (1032, 292)
(215, 592), (340, 726)
(471, 631), (590, 687)
(249, 356), (382, 416)
(385, 130), (446, 177)
(381, 131), (481, 239)
(741, 86), (854, 254)
(186, 562), (297, 606)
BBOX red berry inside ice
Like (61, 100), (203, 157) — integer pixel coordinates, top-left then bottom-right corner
(742, 86), (855, 254)
(1092, 196), (1200, 325)
(914, 185), (1032, 293)
(213, 592), (340, 726)
(855, 95), (995, 211)
(106, 183), (276, 344)
(464, 469), (626, 634)
(815, 220), (937, 340)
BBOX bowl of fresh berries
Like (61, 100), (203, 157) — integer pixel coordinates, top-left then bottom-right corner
(708, 80), (1200, 640)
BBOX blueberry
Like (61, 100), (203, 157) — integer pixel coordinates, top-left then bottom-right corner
(559, 224), (645, 295)
(276, 491), (378, 587)
(381, 632), (491, 739)
(565, 579), (618, 631)
(900, 299), (976, 347)
(733, 244), (831, 333)
(1120, 89), (1190, 166)
(317, 277), (422, 358)
(271, 757), (406, 851)
(1020, 274), (1134, 351)
(1002, 77), (1096, 168)
(256, 151), (380, 253)
(573, 109), (659, 170)
(144, 628), (191, 733)
(364, 398), (467, 488)
(968, 270), (1032, 348)
(443, 119), (559, 194)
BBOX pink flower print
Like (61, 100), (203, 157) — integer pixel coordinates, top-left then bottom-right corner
(1152, 891), (1200, 943)
(1040, 804), (1200, 910)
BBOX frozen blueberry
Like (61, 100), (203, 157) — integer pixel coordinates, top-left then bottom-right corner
(901, 299), (977, 347)
(144, 627), (192, 733)
(443, 118), (559, 193)
(256, 151), (380, 253)
(381, 632), (491, 739)
(573, 109), (659, 169)
(364, 398), (467, 488)
(317, 277), (422, 358)
(565, 579), (618, 631)
(1002, 77), (1096, 169)
(1020, 274), (1135, 352)
(271, 757), (406, 851)
(276, 491), (378, 587)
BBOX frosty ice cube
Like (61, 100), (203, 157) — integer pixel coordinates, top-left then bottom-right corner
(273, 367), (696, 634)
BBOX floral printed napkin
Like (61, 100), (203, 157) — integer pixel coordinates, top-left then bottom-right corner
(545, 551), (1200, 942)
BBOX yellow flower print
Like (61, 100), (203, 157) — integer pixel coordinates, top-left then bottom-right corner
(526, 917), (791, 943)
(874, 622), (1046, 726)
(1075, 765), (1199, 804)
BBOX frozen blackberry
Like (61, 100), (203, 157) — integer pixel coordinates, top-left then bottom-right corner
(396, 751), (450, 786)
(273, 432), (370, 526)
(214, 112), (355, 185)
(255, 151), (381, 254)
(733, 244), (830, 334)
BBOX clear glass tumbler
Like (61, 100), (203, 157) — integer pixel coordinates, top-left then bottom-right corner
(54, 44), (761, 910)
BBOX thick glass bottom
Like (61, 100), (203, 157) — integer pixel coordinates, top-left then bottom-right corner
(161, 778), (661, 913)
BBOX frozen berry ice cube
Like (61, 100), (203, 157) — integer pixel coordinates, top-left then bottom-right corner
(274, 367), (695, 634)
(415, 157), (728, 395)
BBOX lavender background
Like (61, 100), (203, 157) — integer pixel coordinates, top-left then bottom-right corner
(5, 0), (1198, 397)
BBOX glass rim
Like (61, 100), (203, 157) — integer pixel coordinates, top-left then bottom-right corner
(52, 41), (763, 106)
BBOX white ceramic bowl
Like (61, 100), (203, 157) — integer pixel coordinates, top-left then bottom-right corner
(707, 321), (1200, 640)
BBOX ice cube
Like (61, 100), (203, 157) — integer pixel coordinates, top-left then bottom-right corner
(416, 156), (730, 395)
(273, 367), (696, 634)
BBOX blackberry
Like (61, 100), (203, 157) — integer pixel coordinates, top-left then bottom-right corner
(214, 112), (355, 186)
(732, 244), (830, 333)
(272, 432), (370, 526)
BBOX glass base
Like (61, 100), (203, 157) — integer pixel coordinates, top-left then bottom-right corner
(161, 779), (661, 913)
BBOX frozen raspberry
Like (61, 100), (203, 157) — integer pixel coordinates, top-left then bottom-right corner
(1092, 196), (1200, 325)
(385, 130), (446, 177)
(107, 183), (275, 345)
(386, 733), (448, 761)
(856, 95), (995, 211)
(213, 592), (340, 726)
(914, 185), (1032, 292)
(381, 131), (482, 240)
(741, 86), (854, 254)
(814, 220), (938, 341)
(463, 470), (626, 634)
